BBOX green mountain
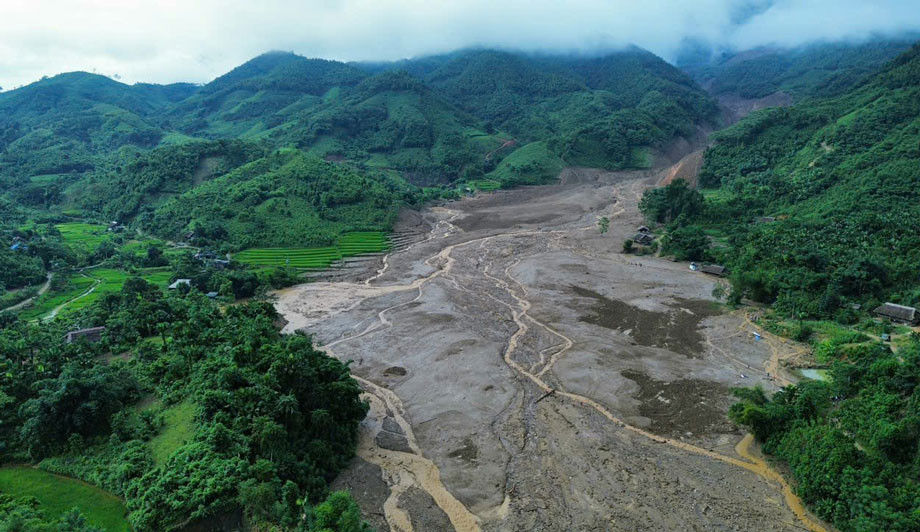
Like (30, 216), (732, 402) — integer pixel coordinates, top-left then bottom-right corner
(673, 42), (920, 532)
(166, 52), (367, 137)
(418, 49), (717, 170)
(0, 46), (718, 251)
(681, 37), (916, 99)
(691, 42), (920, 318)
(0, 72), (169, 200)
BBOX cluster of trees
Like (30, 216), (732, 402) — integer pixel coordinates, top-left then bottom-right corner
(0, 279), (370, 530)
(0, 496), (102, 532)
(637, 179), (710, 261)
(730, 336), (920, 530)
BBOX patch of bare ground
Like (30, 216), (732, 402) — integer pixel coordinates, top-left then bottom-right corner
(572, 286), (720, 358)
(273, 153), (829, 531)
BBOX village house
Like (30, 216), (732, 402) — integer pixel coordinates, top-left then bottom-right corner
(873, 302), (919, 325)
(632, 232), (655, 245)
(64, 326), (106, 344)
(168, 279), (192, 290)
(700, 264), (728, 277)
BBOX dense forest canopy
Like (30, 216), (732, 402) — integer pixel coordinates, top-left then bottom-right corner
(0, 282), (368, 530)
(652, 43), (920, 319)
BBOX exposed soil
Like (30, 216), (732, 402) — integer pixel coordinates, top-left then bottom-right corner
(273, 151), (829, 531)
(572, 286), (720, 358)
(621, 369), (736, 439)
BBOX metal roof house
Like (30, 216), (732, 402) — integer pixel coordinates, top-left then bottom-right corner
(632, 233), (655, 245)
(65, 326), (106, 344)
(873, 303), (918, 324)
(700, 264), (728, 276)
(168, 279), (192, 290)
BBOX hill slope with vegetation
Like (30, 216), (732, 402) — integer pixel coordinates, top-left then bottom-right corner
(0, 46), (718, 257)
(681, 37), (916, 100)
(642, 42), (920, 532)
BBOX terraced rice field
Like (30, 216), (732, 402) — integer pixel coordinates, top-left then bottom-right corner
(55, 223), (110, 251)
(234, 232), (390, 269)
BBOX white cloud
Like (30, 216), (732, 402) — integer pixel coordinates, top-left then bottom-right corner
(0, 0), (918, 90)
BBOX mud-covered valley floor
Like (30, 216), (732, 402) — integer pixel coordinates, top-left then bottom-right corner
(274, 168), (826, 532)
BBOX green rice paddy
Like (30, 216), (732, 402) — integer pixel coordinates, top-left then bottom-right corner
(234, 231), (390, 269)
(55, 222), (111, 252)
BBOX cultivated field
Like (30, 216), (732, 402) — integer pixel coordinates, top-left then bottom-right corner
(235, 231), (390, 269)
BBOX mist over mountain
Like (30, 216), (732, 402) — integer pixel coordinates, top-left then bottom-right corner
(3, 1), (920, 90)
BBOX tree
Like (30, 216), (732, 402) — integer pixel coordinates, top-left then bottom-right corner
(597, 216), (610, 234)
(638, 179), (704, 224)
(301, 491), (370, 532)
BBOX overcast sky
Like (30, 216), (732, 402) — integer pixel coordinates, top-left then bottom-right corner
(1, 0), (919, 90)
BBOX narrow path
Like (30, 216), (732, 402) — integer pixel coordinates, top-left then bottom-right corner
(0, 273), (53, 313)
(484, 138), (515, 161)
(42, 273), (100, 322)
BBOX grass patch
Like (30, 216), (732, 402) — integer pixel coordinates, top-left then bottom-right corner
(18, 268), (173, 321)
(149, 401), (197, 467)
(0, 466), (129, 531)
(629, 146), (653, 169)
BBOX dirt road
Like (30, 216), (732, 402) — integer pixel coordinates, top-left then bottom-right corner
(275, 166), (826, 531)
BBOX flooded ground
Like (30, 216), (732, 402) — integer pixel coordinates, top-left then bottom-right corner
(274, 164), (827, 531)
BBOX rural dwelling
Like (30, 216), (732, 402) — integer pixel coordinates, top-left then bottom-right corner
(65, 326), (106, 344)
(701, 264), (727, 276)
(873, 302), (919, 324)
(168, 279), (192, 290)
(632, 232), (655, 245)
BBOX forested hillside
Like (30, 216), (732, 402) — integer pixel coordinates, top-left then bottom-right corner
(681, 37), (916, 100)
(694, 43), (920, 317)
(0, 46), (716, 257)
(644, 42), (920, 532)
(0, 283), (369, 530)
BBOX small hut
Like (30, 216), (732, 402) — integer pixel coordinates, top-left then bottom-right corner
(65, 326), (106, 344)
(700, 264), (727, 277)
(873, 303), (918, 325)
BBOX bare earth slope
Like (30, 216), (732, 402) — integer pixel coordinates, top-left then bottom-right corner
(275, 166), (827, 531)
